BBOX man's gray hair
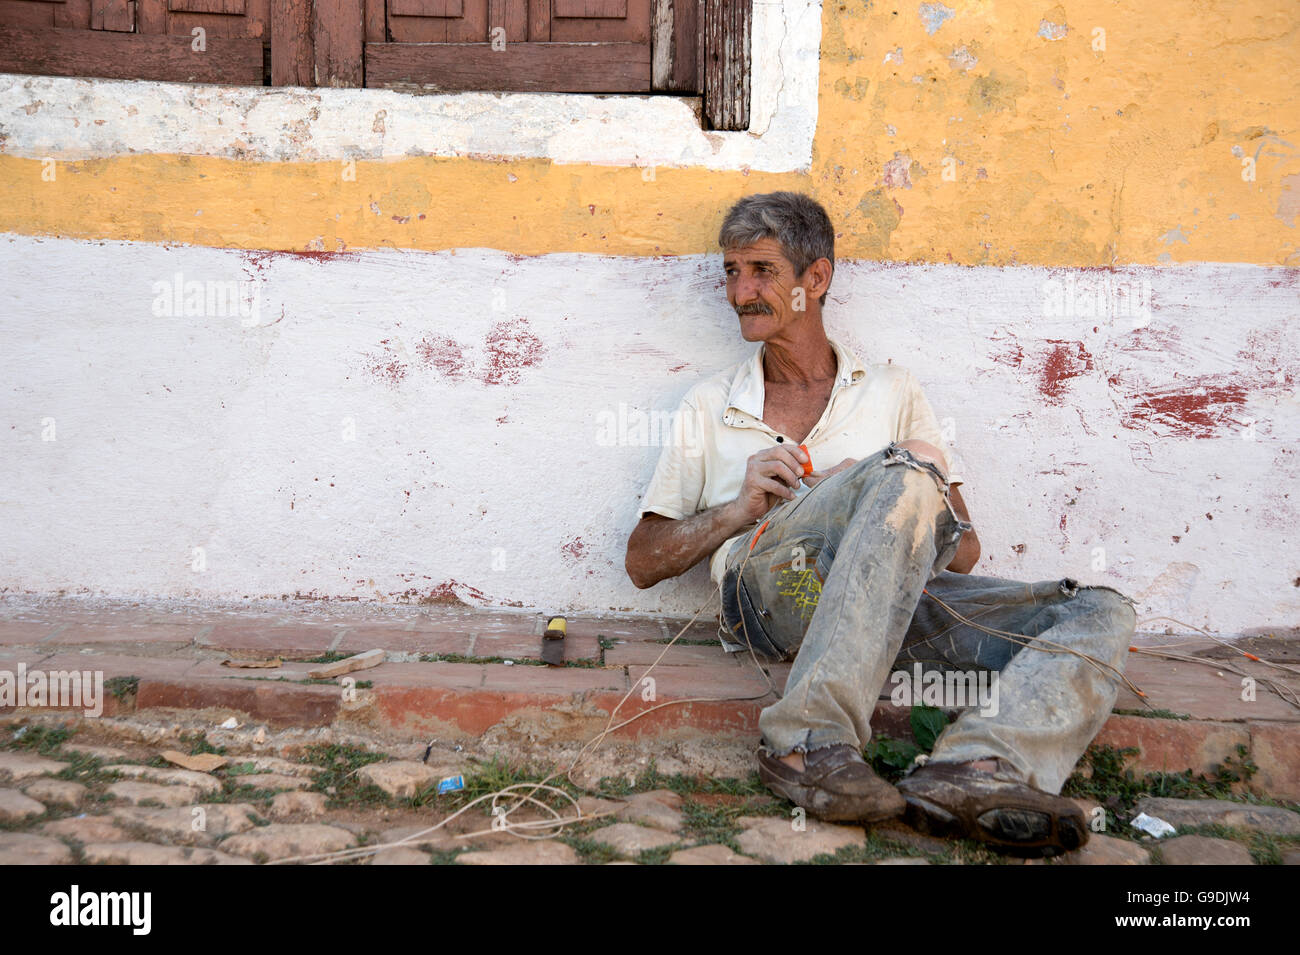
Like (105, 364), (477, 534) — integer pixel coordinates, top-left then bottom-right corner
(717, 191), (835, 306)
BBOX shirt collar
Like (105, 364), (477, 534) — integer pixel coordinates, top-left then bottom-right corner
(725, 338), (867, 421)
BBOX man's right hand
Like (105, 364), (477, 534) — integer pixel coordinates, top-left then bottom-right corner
(730, 444), (809, 524)
(626, 444), (809, 590)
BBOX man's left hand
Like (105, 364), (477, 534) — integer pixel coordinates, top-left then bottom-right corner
(802, 457), (858, 489)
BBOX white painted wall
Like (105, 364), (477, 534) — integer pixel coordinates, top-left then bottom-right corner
(1, 234), (1296, 635)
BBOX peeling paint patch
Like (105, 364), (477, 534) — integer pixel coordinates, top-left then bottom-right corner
(363, 340), (411, 388)
(561, 537), (588, 564)
(401, 579), (488, 606)
(1037, 341), (1093, 403)
(240, 248), (356, 277)
(990, 338), (1024, 368)
(1277, 173), (1300, 227)
(948, 47), (978, 71)
(1138, 562), (1201, 613)
(375, 180), (433, 223)
(373, 322), (550, 388)
(1159, 226), (1191, 245)
(415, 334), (469, 379)
(881, 153), (914, 190)
(1038, 19), (1068, 41)
(918, 2), (954, 34)
(1121, 377), (1250, 440)
(854, 188), (903, 256)
(834, 77), (872, 101)
(967, 71), (1028, 115)
(482, 318), (544, 386)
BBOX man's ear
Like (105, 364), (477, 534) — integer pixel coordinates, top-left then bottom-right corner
(802, 258), (832, 303)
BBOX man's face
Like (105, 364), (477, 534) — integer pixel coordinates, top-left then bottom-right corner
(723, 237), (809, 343)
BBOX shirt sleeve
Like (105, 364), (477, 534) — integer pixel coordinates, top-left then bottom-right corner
(637, 392), (708, 520)
(895, 370), (964, 486)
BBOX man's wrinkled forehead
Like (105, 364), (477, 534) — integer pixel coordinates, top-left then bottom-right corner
(722, 241), (792, 271)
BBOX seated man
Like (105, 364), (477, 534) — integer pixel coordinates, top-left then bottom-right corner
(625, 191), (1137, 858)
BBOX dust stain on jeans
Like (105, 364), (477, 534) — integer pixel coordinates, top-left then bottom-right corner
(883, 474), (944, 556)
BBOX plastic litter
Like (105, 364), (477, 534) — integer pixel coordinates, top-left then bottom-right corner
(437, 774), (465, 794)
(1131, 812), (1176, 838)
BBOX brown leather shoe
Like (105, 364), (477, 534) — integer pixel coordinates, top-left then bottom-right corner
(757, 743), (905, 823)
(896, 759), (1088, 858)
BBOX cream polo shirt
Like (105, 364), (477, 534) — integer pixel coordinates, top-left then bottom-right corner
(636, 338), (963, 590)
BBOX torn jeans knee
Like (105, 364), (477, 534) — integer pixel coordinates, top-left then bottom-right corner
(882, 442), (972, 568)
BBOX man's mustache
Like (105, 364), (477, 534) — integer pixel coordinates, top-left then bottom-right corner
(736, 304), (774, 316)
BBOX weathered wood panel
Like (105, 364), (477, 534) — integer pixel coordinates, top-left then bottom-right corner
(0, 24), (263, 81)
(365, 39), (648, 90)
(703, 0), (747, 129)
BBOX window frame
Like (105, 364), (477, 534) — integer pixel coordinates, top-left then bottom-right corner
(0, 0), (750, 128)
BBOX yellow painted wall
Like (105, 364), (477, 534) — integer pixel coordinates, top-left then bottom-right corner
(1, 0), (1296, 265)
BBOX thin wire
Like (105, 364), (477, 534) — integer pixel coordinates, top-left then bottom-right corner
(1128, 646), (1300, 711)
(919, 587), (1149, 701)
(273, 590), (785, 864)
(278, 457), (1287, 863)
(1138, 615), (1300, 677)
(270, 785), (623, 865)
(730, 455), (1149, 703)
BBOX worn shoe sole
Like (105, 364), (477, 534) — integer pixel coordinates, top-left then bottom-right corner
(898, 765), (1087, 858)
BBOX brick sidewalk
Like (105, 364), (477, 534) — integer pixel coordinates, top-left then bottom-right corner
(1, 597), (1297, 799)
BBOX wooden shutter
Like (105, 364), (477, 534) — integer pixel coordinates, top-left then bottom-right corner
(650, 0), (699, 93)
(0, 0), (266, 83)
(365, 0), (652, 92)
(0, 0), (747, 123)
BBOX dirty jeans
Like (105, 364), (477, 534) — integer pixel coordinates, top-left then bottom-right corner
(718, 443), (1137, 794)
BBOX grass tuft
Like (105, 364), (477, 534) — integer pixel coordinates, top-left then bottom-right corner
(8, 724), (73, 755)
